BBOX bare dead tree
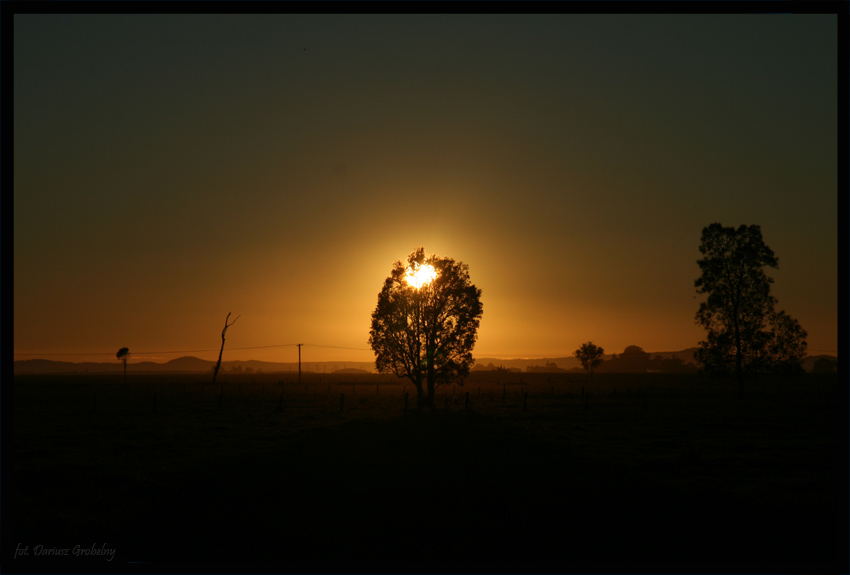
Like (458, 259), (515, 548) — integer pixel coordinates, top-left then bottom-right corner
(212, 312), (240, 385)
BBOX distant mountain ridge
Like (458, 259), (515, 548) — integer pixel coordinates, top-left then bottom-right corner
(14, 348), (836, 375)
(12, 356), (376, 375)
(471, 349), (702, 372)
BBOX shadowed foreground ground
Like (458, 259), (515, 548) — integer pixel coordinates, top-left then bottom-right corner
(12, 373), (843, 571)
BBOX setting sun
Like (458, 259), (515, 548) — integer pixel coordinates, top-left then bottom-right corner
(405, 263), (437, 288)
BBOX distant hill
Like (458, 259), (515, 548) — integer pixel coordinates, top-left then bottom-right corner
(14, 348), (836, 375)
(13, 357), (377, 375)
(162, 356), (216, 372)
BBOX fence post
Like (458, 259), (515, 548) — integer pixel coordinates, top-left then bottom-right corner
(339, 393), (345, 413)
(403, 392), (409, 416)
(278, 390), (283, 412)
(522, 392), (528, 411)
(502, 384), (506, 403)
(464, 392), (470, 411)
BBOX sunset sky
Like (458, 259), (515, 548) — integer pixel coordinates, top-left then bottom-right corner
(13, 13), (838, 365)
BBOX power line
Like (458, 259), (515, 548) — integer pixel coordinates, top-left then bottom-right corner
(14, 344), (836, 357)
(229, 343), (299, 351)
(13, 349), (216, 356)
(13, 342), (371, 357)
(303, 344), (372, 351)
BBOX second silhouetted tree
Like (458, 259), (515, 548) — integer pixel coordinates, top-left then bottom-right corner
(694, 223), (807, 396)
(574, 341), (604, 383)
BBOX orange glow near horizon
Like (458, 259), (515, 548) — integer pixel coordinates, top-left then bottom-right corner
(12, 17), (838, 368)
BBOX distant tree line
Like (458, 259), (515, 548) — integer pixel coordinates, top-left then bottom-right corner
(596, 345), (698, 374)
(527, 362), (565, 373)
(213, 364), (261, 374)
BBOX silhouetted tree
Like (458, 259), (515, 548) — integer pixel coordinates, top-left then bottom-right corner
(369, 247), (483, 411)
(574, 341), (604, 383)
(612, 345), (651, 372)
(694, 223), (807, 395)
(651, 354), (699, 374)
(212, 312), (240, 385)
(762, 310), (808, 375)
(116, 347), (130, 384)
(812, 357), (837, 374)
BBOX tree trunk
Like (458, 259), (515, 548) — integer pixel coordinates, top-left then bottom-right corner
(212, 312), (239, 385)
(425, 381), (436, 411)
(734, 322), (744, 398)
(733, 284), (744, 398)
(415, 381), (425, 411)
(212, 342), (225, 385)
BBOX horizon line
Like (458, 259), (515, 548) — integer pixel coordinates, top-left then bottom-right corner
(13, 348), (839, 364)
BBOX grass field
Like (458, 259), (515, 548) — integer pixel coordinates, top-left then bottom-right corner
(11, 371), (844, 569)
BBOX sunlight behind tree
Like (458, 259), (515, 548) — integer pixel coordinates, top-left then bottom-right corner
(369, 247), (483, 411)
(405, 262), (437, 289)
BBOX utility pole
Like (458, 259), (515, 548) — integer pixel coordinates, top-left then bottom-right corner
(297, 344), (303, 386)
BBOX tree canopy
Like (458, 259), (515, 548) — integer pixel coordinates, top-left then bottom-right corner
(574, 341), (605, 382)
(369, 248), (483, 411)
(694, 223), (807, 392)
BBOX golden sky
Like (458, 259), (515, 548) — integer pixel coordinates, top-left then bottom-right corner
(13, 13), (839, 364)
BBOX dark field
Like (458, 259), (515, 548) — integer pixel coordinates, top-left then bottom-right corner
(11, 371), (844, 571)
